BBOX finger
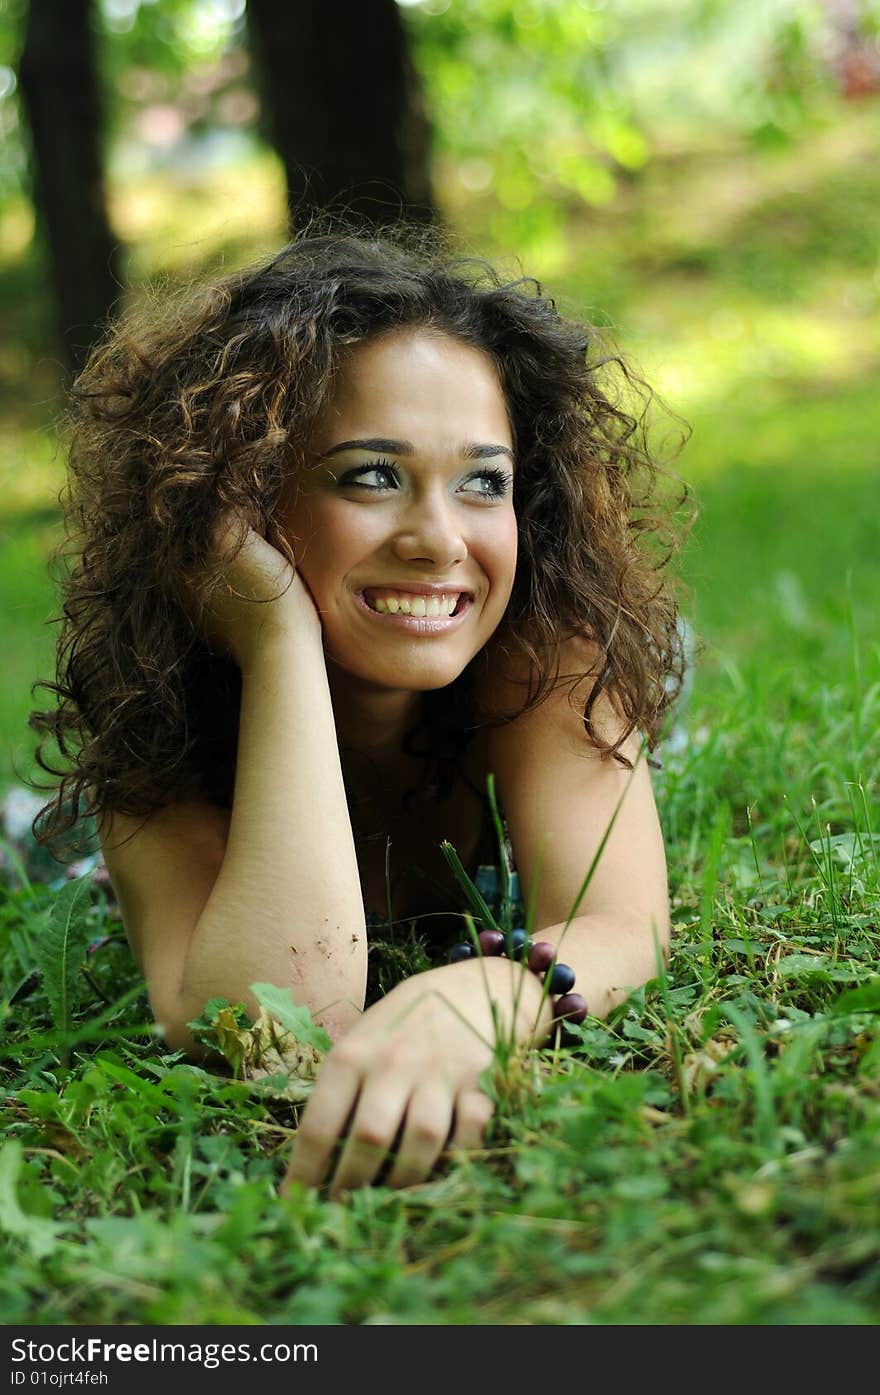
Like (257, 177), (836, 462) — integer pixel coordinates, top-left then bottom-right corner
(384, 1083), (454, 1190)
(448, 1087), (494, 1154)
(281, 1056), (362, 1193)
(328, 1079), (411, 1198)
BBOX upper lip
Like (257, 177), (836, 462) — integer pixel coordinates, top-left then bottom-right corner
(359, 582), (474, 598)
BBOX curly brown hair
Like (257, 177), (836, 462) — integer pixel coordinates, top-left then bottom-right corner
(30, 219), (696, 849)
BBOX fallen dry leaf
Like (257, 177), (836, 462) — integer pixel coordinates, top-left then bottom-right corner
(210, 1004), (325, 1103)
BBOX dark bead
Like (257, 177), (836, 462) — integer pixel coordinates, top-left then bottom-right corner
(450, 942), (475, 962)
(547, 962), (576, 995)
(507, 927), (532, 959)
(527, 941), (556, 974)
(553, 992), (588, 1025)
(478, 929), (505, 956)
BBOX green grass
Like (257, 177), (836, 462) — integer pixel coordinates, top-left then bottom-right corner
(1, 103), (879, 1323)
(1, 631), (878, 1322)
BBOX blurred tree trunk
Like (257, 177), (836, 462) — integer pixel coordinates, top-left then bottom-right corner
(18, 0), (121, 372)
(246, 0), (435, 229)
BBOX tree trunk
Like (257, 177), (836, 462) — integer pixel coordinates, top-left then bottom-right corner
(246, 0), (435, 230)
(18, 0), (121, 372)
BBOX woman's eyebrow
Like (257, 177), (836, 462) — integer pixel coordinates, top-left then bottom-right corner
(320, 437), (514, 462)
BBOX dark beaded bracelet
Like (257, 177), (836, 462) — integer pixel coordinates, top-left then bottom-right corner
(449, 926), (589, 1030)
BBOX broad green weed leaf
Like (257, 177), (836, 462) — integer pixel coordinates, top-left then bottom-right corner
(809, 832), (880, 867)
(93, 1053), (179, 1108)
(251, 982), (331, 1052)
(34, 876), (93, 1037)
(831, 979), (880, 1016)
(0, 1141), (61, 1259)
(776, 953), (832, 980)
(187, 997), (249, 1038)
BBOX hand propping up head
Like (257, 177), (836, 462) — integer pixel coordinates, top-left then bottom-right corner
(187, 512), (322, 667)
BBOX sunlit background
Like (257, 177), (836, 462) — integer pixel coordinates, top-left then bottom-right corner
(1, 0), (878, 785)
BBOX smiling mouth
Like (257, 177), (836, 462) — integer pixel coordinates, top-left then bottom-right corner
(359, 587), (472, 617)
(354, 589), (473, 628)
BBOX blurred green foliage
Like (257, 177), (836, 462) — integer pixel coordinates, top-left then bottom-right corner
(406, 0), (848, 246)
(1, 0), (878, 208)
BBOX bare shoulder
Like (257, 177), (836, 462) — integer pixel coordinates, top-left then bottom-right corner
(99, 800), (230, 973)
(474, 628), (605, 729)
(473, 630), (668, 936)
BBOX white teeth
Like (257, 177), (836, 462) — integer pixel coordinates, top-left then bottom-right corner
(366, 592), (460, 616)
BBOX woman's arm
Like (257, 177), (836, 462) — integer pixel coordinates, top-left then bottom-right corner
(101, 530), (367, 1053)
(180, 615), (368, 1041)
(479, 633), (671, 1017)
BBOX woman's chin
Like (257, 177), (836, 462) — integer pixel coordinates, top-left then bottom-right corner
(324, 644), (474, 693)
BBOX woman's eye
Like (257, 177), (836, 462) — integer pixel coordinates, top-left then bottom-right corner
(461, 468), (512, 499)
(343, 458), (396, 489)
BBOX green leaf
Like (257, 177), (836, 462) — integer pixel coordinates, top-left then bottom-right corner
(250, 983), (332, 1053)
(776, 953), (831, 979)
(831, 979), (880, 1016)
(0, 1142), (61, 1259)
(93, 1053), (177, 1109)
(187, 997), (250, 1040)
(34, 876), (93, 1038)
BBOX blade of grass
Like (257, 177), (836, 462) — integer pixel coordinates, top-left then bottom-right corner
(721, 1002), (780, 1157)
(0, 837), (34, 896)
(784, 793), (830, 882)
(439, 840), (499, 931)
(484, 772), (512, 931)
(852, 774), (878, 887)
(698, 800), (728, 987)
(553, 736), (650, 947)
(746, 803), (765, 897)
(811, 797), (840, 928)
(651, 921), (690, 1117)
(383, 835), (395, 946)
(844, 568), (861, 757)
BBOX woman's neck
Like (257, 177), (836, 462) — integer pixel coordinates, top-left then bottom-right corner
(327, 666), (425, 776)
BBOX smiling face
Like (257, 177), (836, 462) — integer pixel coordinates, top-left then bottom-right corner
(280, 327), (518, 702)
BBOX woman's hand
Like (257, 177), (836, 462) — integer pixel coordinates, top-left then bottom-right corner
(281, 959), (551, 1197)
(193, 514), (322, 667)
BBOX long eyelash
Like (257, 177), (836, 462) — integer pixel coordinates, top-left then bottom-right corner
(474, 466), (513, 498)
(344, 457), (397, 488)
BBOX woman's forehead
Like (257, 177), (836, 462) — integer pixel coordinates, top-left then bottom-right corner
(316, 329), (512, 445)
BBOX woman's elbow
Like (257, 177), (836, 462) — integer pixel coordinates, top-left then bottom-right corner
(150, 984), (365, 1061)
(150, 997), (205, 1060)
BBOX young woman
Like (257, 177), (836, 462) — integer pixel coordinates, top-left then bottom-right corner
(31, 227), (691, 1195)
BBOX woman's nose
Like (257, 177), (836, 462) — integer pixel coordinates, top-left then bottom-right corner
(390, 489), (468, 567)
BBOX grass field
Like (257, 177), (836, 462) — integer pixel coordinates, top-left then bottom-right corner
(0, 105), (878, 1324)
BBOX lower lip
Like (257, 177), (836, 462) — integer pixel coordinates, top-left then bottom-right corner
(353, 591), (474, 634)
